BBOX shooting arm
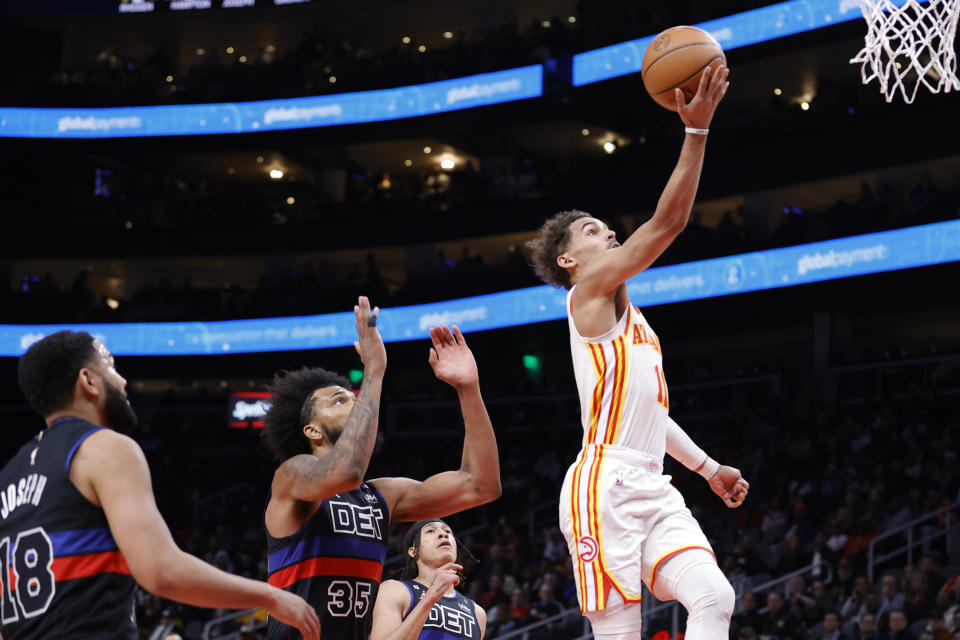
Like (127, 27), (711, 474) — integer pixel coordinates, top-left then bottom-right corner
(577, 134), (708, 296)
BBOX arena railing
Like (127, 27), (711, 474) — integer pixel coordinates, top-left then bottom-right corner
(493, 560), (833, 640)
(201, 607), (263, 640)
(492, 604), (589, 640)
(825, 352), (960, 404)
(192, 481), (253, 520)
(867, 499), (960, 584)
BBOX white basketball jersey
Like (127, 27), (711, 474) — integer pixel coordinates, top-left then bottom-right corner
(567, 287), (670, 457)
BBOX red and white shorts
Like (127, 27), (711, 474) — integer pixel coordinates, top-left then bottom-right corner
(559, 444), (714, 613)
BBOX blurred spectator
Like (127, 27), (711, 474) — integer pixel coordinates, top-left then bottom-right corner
(815, 612), (849, 640)
(844, 577), (875, 622)
(885, 611), (915, 640)
(857, 614), (880, 640)
(787, 576), (816, 622)
(758, 592), (804, 640)
(528, 584), (564, 626)
(878, 575), (908, 628)
(925, 613), (952, 640)
(499, 588), (531, 634)
(733, 592), (764, 638)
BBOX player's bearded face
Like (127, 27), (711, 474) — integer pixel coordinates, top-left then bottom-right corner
(104, 379), (138, 434)
(322, 421), (344, 444)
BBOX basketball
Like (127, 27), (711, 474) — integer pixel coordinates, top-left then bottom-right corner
(641, 26), (726, 111)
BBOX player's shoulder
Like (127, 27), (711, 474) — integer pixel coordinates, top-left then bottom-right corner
(272, 453), (323, 487)
(79, 427), (140, 453)
(70, 428), (145, 475)
(377, 579), (412, 606)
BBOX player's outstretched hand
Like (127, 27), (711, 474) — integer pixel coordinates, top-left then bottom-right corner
(676, 64), (729, 130)
(267, 588), (321, 640)
(353, 296), (386, 376)
(708, 464), (749, 508)
(427, 325), (479, 390)
(426, 562), (463, 603)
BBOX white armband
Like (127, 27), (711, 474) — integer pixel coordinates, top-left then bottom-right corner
(697, 456), (720, 480)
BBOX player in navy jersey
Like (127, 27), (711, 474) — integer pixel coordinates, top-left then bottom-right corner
(0, 330), (320, 640)
(369, 519), (485, 640)
(262, 296), (501, 640)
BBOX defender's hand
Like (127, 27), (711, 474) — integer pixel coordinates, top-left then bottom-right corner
(708, 464), (749, 508)
(427, 326), (479, 390)
(676, 64), (730, 129)
(353, 296), (386, 375)
(427, 562), (463, 603)
(267, 588), (321, 640)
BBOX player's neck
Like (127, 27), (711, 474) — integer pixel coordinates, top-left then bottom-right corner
(45, 404), (102, 429)
(310, 441), (335, 459)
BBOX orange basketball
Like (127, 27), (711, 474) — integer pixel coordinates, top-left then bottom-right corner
(641, 26), (726, 111)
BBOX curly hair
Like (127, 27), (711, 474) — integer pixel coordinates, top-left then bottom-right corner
(18, 330), (98, 417)
(525, 209), (593, 289)
(263, 367), (352, 461)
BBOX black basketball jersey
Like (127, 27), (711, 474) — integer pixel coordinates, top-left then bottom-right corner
(265, 482), (389, 640)
(402, 580), (483, 640)
(0, 417), (137, 639)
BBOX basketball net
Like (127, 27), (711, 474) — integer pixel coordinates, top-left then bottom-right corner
(850, 0), (960, 103)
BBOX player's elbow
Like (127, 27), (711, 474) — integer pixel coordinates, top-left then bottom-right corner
(133, 559), (179, 598)
(330, 463), (365, 493)
(343, 462), (366, 488)
(484, 477), (502, 502)
(469, 473), (502, 505)
(650, 208), (688, 236)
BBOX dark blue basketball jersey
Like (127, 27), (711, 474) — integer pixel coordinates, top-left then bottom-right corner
(0, 417), (137, 639)
(266, 482), (389, 640)
(402, 580), (483, 640)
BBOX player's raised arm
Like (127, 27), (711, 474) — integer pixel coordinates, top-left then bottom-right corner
(271, 296), (386, 502)
(573, 65), (730, 299)
(371, 325), (500, 522)
(73, 429), (320, 640)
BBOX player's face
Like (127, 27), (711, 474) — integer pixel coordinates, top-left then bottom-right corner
(308, 385), (355, 444)
(559, 217), (619, 272)
(91, 341), (138, 433)
(415, 521), (457, 567)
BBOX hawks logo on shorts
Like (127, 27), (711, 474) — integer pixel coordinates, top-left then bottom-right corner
(577, 536), (599, 562)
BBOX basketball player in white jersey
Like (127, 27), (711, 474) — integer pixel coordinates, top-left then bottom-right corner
(526, 65), (747, 640)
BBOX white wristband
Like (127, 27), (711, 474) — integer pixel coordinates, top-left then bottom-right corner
(685, 126), (709, 136)
(697, 456), (720, 480)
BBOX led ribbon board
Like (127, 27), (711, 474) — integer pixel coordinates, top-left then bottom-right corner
(2, 220), (958, 356)
(0, 65), (543, 138)
(572, 0), (930, 86)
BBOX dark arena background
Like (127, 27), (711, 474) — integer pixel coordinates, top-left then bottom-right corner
(2, 1), (960, 639)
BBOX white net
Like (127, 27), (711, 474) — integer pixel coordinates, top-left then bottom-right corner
(850, 0), (960, 103)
